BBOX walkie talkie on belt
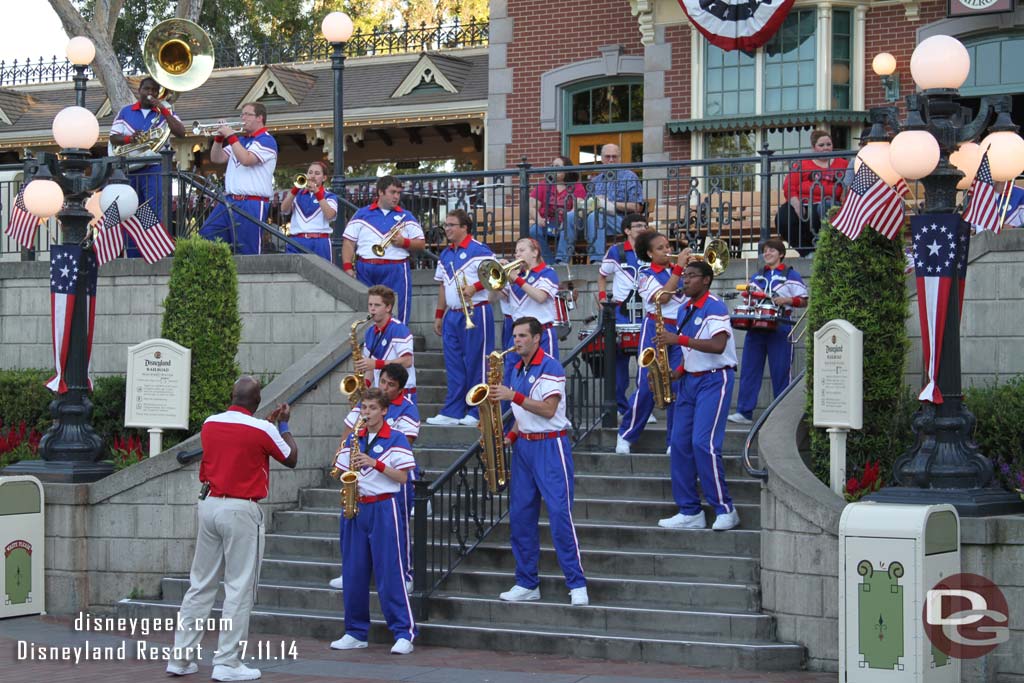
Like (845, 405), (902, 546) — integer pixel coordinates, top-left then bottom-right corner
(199, 481), (211, 500)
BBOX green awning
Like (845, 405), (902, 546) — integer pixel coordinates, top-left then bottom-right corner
(667, 109), (870, 134)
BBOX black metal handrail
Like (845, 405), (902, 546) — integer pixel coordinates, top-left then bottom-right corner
(741, 369), (807, 482)
(409, 305), (615, 619)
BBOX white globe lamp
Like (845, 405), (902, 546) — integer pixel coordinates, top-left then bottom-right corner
(52, 106), (99, 150)
(890, 130), (940, 180)
(950, 142), (983, 190)
(980, 131), (1024, 182)
(99, 183), (139, 221)
(322, 12), (354, 43)
(872, 52), (897, 77)
(23, 179), (64, 218)
(66, 36), (95, 66)
(910, 35), (971, 90)
(855, 141), (902, 186)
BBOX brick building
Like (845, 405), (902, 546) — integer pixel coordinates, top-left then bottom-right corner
(487, 0), (1024, 170)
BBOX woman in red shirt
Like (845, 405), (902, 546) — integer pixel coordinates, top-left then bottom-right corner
(774, 130), (848, 256)
(528, 155), (587, 263)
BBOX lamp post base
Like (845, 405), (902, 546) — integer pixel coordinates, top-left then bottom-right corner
(2, 458), (113, 483)
(864, 485), (1024, 517)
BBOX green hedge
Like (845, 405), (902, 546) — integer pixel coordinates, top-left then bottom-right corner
(965, 376), (1024, 493)
(161, 236), (241, 433)
(0, 369), (53, 433)
(805, 216), (915, 486)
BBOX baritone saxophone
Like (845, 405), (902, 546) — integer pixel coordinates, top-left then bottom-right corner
(638, 290), (675, 409)
(466, 347), (515, 493)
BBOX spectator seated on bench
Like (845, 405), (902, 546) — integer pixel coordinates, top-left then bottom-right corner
(774, 130), (848, 257)
(527, 155), (586, 264)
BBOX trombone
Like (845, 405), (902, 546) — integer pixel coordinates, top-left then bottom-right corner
(477, 258), (526, 292)
(192, 120), (243, 136)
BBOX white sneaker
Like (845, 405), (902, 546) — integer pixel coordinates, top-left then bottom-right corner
(712, 509), (741, 531)
(658, 511), (706, 529)
(330, 634), (368, 650)
(212, 664), (261, 681)
(647, 414), (657, 424)
(499, 585), (541, 601)
(426, 414), (461, 426)
(405, 579), (413, 594)
(166, 661), (198, 676)
(569, 586), (589, 606)
(329, 575), (343, 589)
(615, 435), (631, 454)
(728, 412), (752, 424)
(459, 415), (480, 426)
(391, 638), (414, 655)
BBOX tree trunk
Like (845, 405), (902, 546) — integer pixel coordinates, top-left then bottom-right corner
(176, 0), (204, 22)
(49, 0), (134, 110)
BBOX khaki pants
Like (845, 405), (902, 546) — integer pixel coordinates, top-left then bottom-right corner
(172, 496), (265, 667)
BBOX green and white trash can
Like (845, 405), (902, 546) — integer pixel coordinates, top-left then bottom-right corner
(0, 476), (45, 618)
(839, 502), (960, 682)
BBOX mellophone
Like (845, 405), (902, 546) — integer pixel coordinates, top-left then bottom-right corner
(730, 287), (793, 332)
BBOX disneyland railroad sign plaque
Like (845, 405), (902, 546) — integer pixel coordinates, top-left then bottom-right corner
(124, 338), (191, 430)
(813, 319), (863, 430)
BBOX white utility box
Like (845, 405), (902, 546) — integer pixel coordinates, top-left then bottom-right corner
(839, 502), (960, 682)
(0, 475), (45, 618)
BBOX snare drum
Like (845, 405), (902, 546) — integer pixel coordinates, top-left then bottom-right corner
(751, 302), (782, 332)
(615, 323), (642, 356)
(554, 291), (572, 340)
(578, 327), (604, 376)
(730, 303), (755, 330)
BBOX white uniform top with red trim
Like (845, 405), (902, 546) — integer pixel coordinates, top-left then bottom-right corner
(679, 291), (738, 372)
(362, 317), (416, 390)
(505, 349), (570, 433)
(288, 190), (339, 235)
(199, 406), (291, 500)
(344, 392), (420, 441)
(434, 235), (495, 307)
(639, 264), (687, 320)
(342, 203), (425, 260)
(333, 422), (416, 496)
(599, 240), (644, 303)
(504, 263), (559, 325)
(108, 102), (183, 159)
(224, 128), (277, 198)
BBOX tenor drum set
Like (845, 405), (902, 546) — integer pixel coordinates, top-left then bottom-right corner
(730, 294), (791, 332)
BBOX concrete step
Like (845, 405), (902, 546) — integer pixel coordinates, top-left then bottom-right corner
(116, 599), (806, 670)
(292, 491), (761, 528)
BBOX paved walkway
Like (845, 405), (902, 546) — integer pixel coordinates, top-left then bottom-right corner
(0, 615), (836, 683)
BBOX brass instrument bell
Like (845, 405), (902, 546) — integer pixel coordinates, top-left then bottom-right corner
(143, 19), (215, 97)
(294, 174), (308, 190)
(477, 258), (526, 292)
(690, 239), (730, 276)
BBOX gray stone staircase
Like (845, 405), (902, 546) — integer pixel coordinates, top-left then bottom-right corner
(117, 344), (808, 670)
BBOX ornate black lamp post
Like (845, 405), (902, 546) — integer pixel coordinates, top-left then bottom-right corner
(3, 38), (135, 483)
(864, 36), (1024, 516)
(322, 12), (354, 197)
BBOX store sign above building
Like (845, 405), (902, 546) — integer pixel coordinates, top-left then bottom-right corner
(948, 0), (1015, 17)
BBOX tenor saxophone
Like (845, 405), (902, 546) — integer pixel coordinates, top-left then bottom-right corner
(330, 417), (365, 519)
(340, 315), (373, 405)
(466, 347), (515, 493)
(638, 290), (675, 409)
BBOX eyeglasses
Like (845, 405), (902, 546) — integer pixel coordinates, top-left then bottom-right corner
(241, 111), (258, 118)
(682, 273), (703, 280)
(444, 222), (462, 228)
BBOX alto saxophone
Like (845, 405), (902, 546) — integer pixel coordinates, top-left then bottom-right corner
(638, 290), (675, 409)
(330, 417), (365, 519)
(466, 347), (515, 494)
(340, 315), (373, 405)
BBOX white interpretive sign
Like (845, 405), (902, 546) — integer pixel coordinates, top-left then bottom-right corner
(813, 319), (863, 430)
(125, 338), (191, 432)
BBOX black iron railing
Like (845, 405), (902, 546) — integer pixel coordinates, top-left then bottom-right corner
(409, 303), (617, 619)
(0, 19), (488, 87)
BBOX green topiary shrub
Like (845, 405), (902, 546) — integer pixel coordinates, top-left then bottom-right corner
(805, 216), (914, 487)
(160, 236), (241, 433)
(965, 375), (1024, 494)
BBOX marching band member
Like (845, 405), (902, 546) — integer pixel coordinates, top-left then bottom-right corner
(597, 213), (649, 414)
(729, 239), (808, 425)
(657, 260), (740, 531)
(108, 76), (186, 259)
(200, 102), (278, 255)
(342, 176), (426, 324)
(489, 317), (588, 606)
(330, 388), (417, 654)
(615, 232), (691, 455)
(425, 210), (495, 427)
(331, 363), (420, 592)
(354, 285), (417, 402)
(279, 160), (338, 262)
(496, 237), (561, 366)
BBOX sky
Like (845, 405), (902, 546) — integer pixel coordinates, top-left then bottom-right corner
(2, 2), (71, 64)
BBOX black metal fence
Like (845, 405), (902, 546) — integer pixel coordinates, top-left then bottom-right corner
(0, 19), (488, 87)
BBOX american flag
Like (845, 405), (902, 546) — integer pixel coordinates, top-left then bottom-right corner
(832, 163), (905, 240)
(4, 184), (41, 250)
(94, 197), (125, 266)
(911, 215), (969, 404)
(121, 201), (174, 264)
(962, 151), (1001, 234)
(45, 245), (93, 393)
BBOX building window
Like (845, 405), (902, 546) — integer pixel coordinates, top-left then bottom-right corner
(832, 9), (852, 109)
(764, 9), (817, 113)
(705, 131), (756, 192)
(962, 34), (1024, 96)
(705, 47), (755, 117)
(564, 78), (644, 163)
(570, 81), (643, 127)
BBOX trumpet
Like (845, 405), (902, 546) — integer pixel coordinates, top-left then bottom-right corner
(372, 223), (405, 257)
(294, 174), (307, 190)
(456, 273), (476, 330)
(477, 258), (526, 292)
(688, 239), (731, 276)
(191, 120), (243, 136)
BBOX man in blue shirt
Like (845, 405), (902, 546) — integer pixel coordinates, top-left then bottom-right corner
(556, 144), (644, 263)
